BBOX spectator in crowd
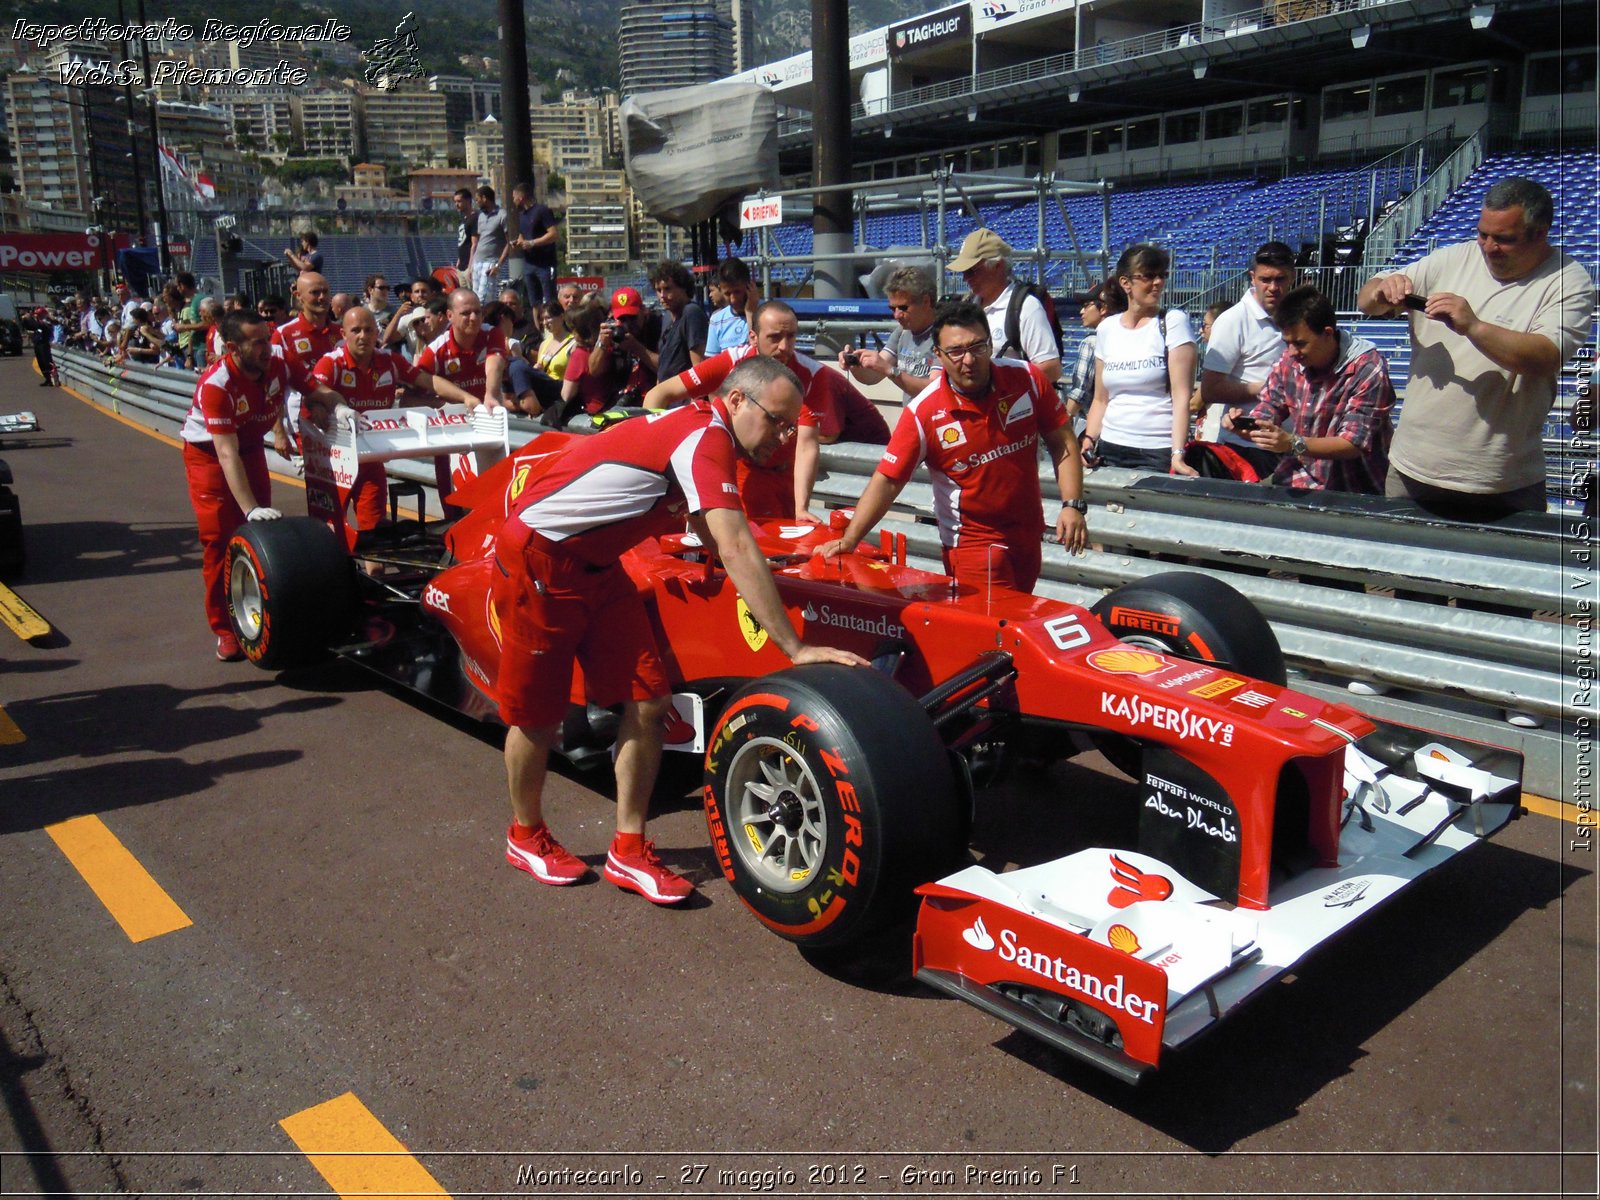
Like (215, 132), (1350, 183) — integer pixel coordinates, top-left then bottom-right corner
(554, 301), (615, 423)
(403, 296), (451, 361)
(535, 301), (575, 382)
(1061, 280), (1111, 428)
(510, 180), (560, 313)
(585, 286), (660, 405)
(116, 281), (146, 326)
(306, 306), (479, 534)
(1200, 241), (1296, 471)
(481, 301), (523, 360)
(1192, 301), (1229, 420)
(453, 187), (477, 277)
(284, 231), (323, 273)
(651, 260), (708, 381)
(382, 277), (438, 351)
(704, 257), (757, 356)
(1229, 285), (1394, 494)
(556, 281), (582, 312)
(256, 295), (289, 325)
(1082, 244), (1198, 476)
(361, 274), (392, 319)
(838, 265), (939, 398)
(120, 308), (165, 365)
(199, 298), (225, 366)
(506, 338), (562, 420)
(496, 353), (866, 902)
(468, 185), (511, 304)
(947, 228), (1063, 384)
(171, 272), (206, 368)
(818, 300), (1087, 593)
(1358, 175), (1595, 517)
(329, 293), (353, 322)
(644, 299), (880, 520)
(225, 292), (250, 315)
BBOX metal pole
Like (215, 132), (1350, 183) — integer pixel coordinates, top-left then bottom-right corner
(135, 0), (171, 276)
(498, 0), (533, 198)
(811, 0), (852, 300)
(116, 0), (150, 251)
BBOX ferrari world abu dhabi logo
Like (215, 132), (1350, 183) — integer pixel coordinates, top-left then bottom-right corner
(956, 915), (1162, 1023)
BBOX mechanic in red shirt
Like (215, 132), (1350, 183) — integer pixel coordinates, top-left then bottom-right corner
(412, 288), (508, 510)
(642, 300), (886, 521)
(181, 311), (338, 660)
(307, 307), (482, 531)
(818, 301), (1089, 594)
(496, 355), (867, 904)
(270, 272), (339, 450)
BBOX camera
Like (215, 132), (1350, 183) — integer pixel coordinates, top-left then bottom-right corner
(1402, 294), (1428, 312)
(1231, 415), (1260, 433)
(842, 351), (861, 367)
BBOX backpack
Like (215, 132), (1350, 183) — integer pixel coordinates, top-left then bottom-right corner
(1001, 282), (1066, 361)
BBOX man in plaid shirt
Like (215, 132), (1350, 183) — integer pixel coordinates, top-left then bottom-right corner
(1230, 286), (1394, 493)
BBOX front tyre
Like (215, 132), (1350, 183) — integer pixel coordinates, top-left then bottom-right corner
(704, 665), (962, 950)
(227, 517), (354, 670)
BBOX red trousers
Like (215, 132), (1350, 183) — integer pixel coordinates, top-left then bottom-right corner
(942, 536), (1041, 596)
(184, 441), (270, 635)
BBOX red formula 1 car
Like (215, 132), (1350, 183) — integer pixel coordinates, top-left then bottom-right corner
(225, 409), (1522, 1082)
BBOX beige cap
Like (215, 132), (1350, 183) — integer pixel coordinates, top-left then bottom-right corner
(948, 228), (1012, 273)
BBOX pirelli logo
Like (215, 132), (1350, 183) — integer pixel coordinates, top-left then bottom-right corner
(1190, 676), (1246, 699)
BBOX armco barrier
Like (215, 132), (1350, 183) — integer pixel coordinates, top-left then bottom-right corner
(59, 348), (1588, 800)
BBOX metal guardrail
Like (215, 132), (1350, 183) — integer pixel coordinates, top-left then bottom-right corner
(56, 348), (1587, 799)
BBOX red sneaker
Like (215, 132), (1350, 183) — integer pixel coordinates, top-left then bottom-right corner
(603, 840), (693, 905)
(505, 824), (588, 885)
(215, 631), (244, 661)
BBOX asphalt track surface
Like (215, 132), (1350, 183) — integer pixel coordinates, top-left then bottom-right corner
(0, 354), (1594, 1199)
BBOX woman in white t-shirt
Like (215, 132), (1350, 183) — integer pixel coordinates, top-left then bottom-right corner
(1083, 244), (1198, 476)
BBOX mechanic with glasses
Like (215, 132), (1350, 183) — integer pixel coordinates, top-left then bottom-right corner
(818, 300), (1089, 594)
(497, 355), (868, 906)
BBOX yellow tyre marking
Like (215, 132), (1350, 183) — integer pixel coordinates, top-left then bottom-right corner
(280, 1093), (452, 1198)
(44, 815), (193, 942)
(0, 582), (49, 640)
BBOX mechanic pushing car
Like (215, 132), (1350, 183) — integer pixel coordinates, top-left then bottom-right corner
(818, 301), (1089, 594)
(306, 307), (482, 533)
(497, 355), (868, 904)
(182, 311), (344, 661)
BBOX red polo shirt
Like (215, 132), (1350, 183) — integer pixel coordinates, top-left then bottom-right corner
(414, 326), (507, 400)
(311, 344), (424, 411)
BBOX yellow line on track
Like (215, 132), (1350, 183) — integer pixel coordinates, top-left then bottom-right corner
(280, 1093), (452, 1199)
(1521, 793), (1582, 825)
(0, 703), (23, 745)
(44, 815), (193, 942)
(57, 379), (306, 491)
(0, 581), (50, 640)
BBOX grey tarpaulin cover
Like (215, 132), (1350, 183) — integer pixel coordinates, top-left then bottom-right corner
(622, 84), (779, 227)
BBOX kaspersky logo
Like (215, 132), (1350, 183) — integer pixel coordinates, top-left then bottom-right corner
(957, 916), (1161, 1024)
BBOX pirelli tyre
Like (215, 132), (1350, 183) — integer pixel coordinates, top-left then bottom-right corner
(704, 665), (963, 950)
(227, 517), (355, 670)
(1089, 572), (1286, 778)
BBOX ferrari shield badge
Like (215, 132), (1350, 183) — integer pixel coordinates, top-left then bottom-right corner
(736, 598), (768, 652)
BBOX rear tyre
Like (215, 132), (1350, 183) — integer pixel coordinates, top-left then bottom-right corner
(704, 665), (962, 950)
(1090, 572), (1285, 777)
(227, 517), (355, 670)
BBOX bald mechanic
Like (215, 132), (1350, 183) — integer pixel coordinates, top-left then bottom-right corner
(308, 307), (481, 532)
(499, 355), (867, 904)
(271, 271), (340, 451)
(642, 299), (888, 521)
(819, 301), (1087, 594)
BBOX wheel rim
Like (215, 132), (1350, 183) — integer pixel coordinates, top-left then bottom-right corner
(229, 554), (264, 640)
(724, 735), (828, 893)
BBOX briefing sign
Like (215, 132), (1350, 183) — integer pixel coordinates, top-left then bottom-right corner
(0, 232), (106, 273)
(889, 3), (971, 58)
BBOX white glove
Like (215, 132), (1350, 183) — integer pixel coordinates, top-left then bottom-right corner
(332, 402), (358, 427)
(246, 506), (282, 521)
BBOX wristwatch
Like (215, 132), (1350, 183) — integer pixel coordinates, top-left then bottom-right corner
(1063, 498), (1088, 513)
(1289, 433), (1309, 457)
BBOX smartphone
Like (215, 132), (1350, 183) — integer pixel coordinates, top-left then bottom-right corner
(1232, 415), (1261, 433)
(1402, 293), (1428, 312)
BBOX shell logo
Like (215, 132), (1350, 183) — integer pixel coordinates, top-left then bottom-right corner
(1107, 924), (1141, 954)
(1086, 647), (1168, 675)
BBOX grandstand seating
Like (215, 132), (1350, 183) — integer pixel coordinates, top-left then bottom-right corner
(1388, 150), (1600, 277)
(188, 235), (459, 297)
